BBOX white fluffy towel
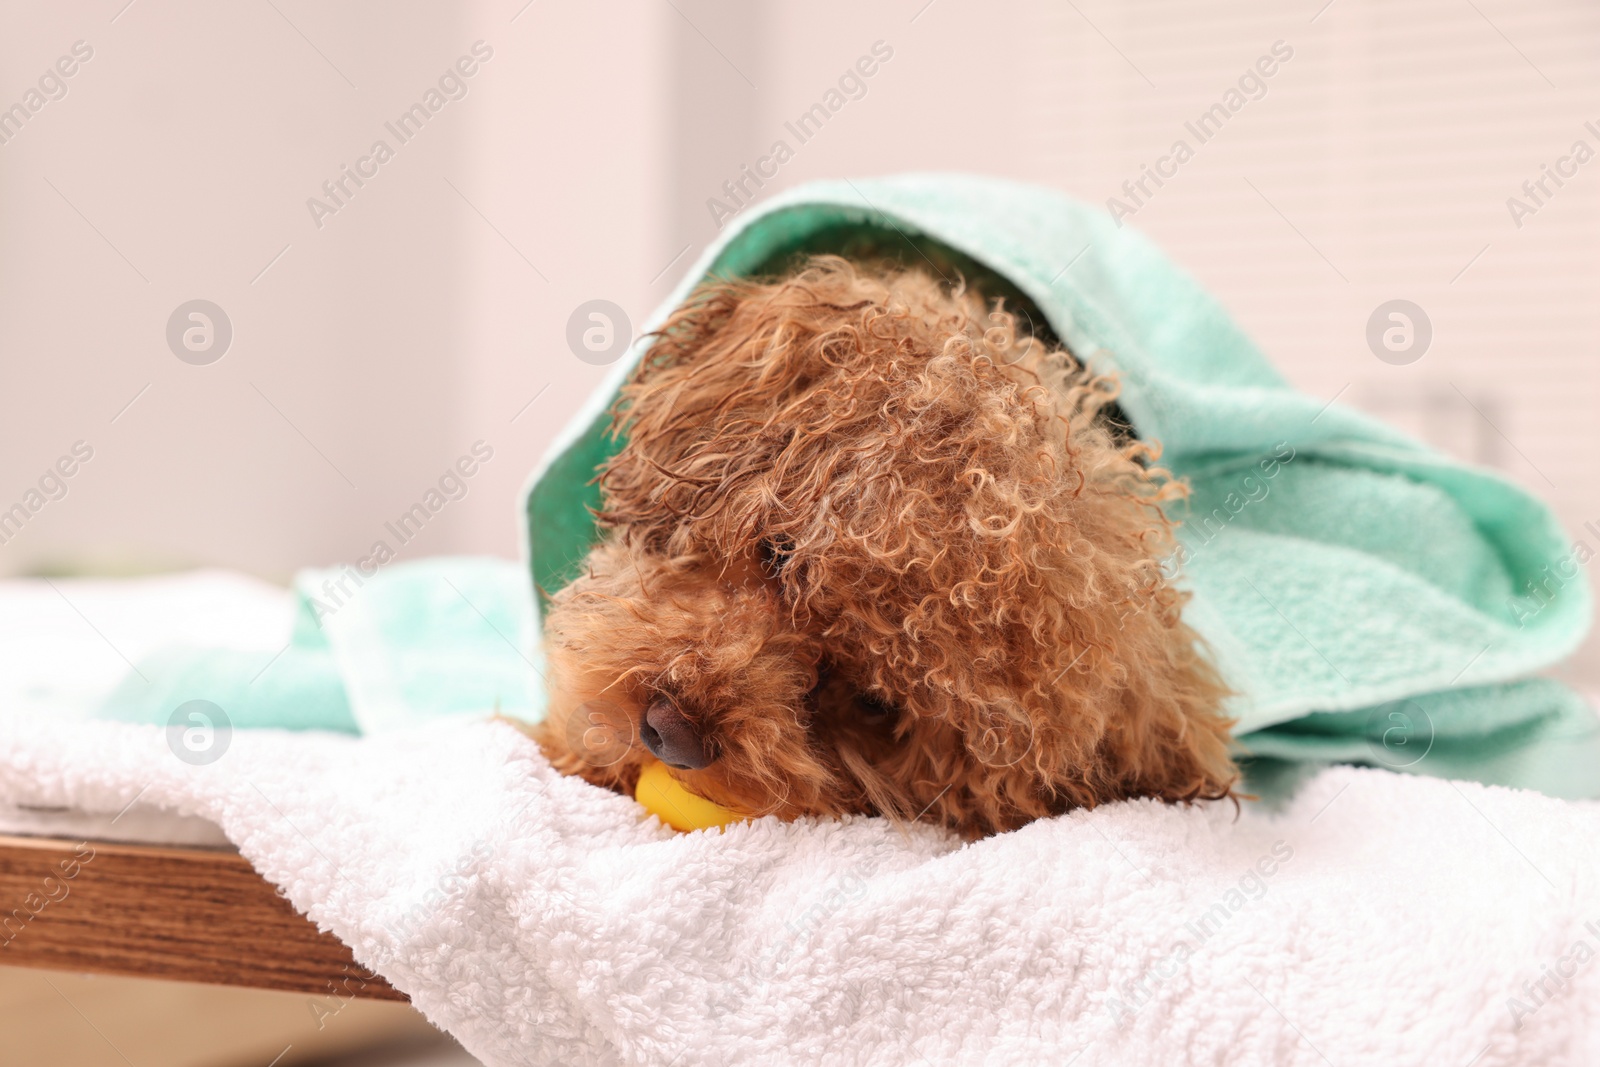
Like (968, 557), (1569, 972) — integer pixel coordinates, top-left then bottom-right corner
(2, 715), (1599, 1066)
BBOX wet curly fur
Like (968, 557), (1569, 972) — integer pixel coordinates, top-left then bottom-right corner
(533, 256), (1237, 837)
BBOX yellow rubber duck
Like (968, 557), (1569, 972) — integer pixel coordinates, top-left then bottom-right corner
(634, 759), (744, 832)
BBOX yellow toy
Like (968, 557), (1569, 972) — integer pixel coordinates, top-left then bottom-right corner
(635, 759), (743, 832)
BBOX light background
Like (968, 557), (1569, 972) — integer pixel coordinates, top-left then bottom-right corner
(2, 0), (1597, 685)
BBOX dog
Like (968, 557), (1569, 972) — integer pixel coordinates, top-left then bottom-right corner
(533, 255), (1237, 837)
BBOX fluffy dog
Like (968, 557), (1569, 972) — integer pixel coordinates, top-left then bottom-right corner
(534, 255), (1237, 837)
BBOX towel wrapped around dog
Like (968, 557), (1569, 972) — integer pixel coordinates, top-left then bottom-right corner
(70, 173), (1598, 797)
(523, 172), (1599, 798)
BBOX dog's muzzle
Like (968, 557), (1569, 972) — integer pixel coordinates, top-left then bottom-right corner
(639, 696), (713, 770)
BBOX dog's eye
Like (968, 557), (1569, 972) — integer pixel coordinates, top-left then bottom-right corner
(759, 538), (792, 576)
(856, 694), (895, 726)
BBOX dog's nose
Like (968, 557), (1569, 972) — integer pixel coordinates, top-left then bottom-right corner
(640, 696), (713, 770)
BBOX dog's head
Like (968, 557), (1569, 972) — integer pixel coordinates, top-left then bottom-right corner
(536, 257), (1236, 836)
(537, 541), (896, 819)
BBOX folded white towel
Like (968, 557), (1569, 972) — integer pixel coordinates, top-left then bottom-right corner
(0, 714), (1596, 1066)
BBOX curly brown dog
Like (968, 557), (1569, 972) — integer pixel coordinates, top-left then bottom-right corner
(534, 255), (1237, 837)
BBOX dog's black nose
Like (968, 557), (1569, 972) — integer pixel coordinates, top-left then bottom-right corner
(640, 696), (713, 770)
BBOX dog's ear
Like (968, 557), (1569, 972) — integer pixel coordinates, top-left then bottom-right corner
(594, 272), (785, 548)
(598, 257), (970, 557)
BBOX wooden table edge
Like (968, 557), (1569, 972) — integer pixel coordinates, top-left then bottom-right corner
(0, 833), (405, 1001)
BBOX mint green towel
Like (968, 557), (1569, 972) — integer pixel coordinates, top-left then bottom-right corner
(98, 557), (540, 735)
(521, 173), (1599, 797)
(98, 588), (359, 733)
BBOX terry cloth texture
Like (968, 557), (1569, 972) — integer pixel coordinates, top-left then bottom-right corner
(520, 172), (1599, 797)
(0, 713), (1598, 1066)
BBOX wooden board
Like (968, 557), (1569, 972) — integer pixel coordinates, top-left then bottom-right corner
(0, 835), (404, 1000)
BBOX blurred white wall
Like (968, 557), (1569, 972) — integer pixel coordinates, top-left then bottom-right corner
(0, 0), (671, 581)
(3, 0), (1597, 679)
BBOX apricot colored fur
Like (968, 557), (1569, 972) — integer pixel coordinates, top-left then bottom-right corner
(534, 256), (1237, 837)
